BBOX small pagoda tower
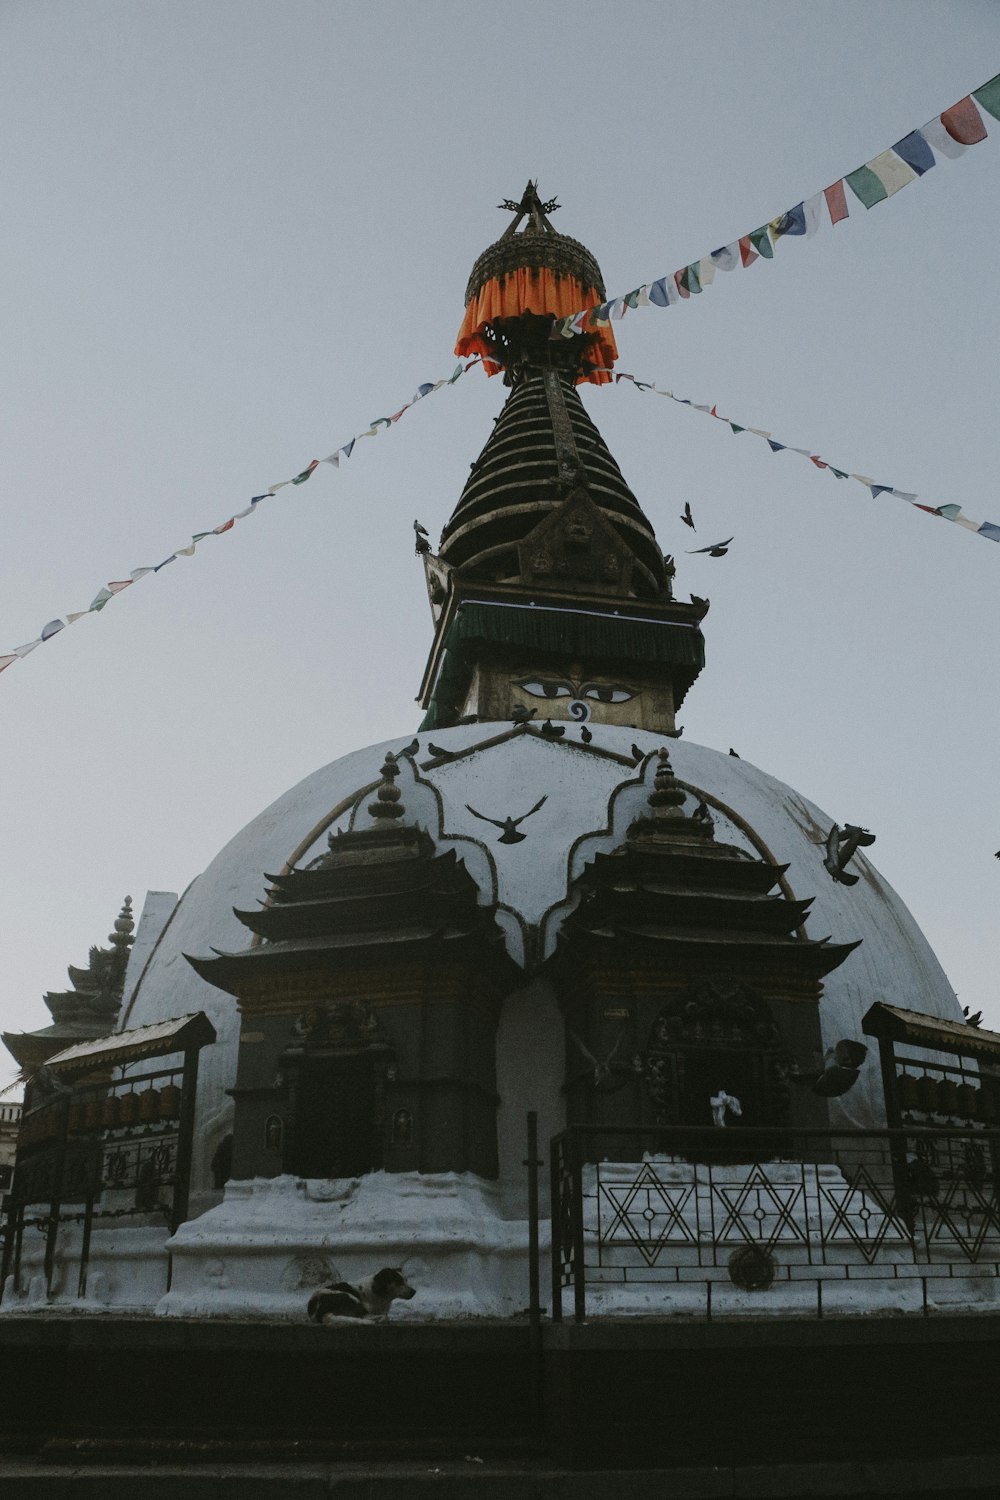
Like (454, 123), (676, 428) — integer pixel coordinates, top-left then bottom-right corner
(418, 183), (707, 733)
(2, 898), (134, 1089)
(546, 751), (861, 1134)
(187, 755), (520, 1181)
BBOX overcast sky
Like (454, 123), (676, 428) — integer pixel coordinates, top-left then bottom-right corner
(1, 1), (998, 1086)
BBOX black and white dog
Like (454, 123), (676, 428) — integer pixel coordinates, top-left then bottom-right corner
(307, 1267), (416, 1323)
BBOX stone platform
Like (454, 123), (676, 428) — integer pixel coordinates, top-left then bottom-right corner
(1, 1313), (1000, 1492)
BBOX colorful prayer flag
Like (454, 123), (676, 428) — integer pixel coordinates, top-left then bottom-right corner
(866, 149), (918, 197)
(920, 116), (969, 159)
(710, 244), (740, 272)
(941, 96), (987, 145)
(40, 620), (64, 640)
(738, 236), (759, 268)
(824, 181), (850, 225)
(892, 130), (935, 175)
(973, 72), (1000, 123)
(748, 226), (774, 258)
(845, 165), (888, 209)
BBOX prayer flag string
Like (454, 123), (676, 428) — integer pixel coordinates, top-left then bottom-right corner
(550, 72), (1000, 340)
(0, 361), (478, 679)
(611, 372), (1000, 546)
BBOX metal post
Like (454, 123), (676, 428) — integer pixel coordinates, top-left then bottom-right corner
(572, 1129), (586, 1324)
(524, 1112), (541, 1340)
(550, 1134), (563, 1325)
(171, 1047), (201, 1233)
(44, 1096), (71, 1296)
(77, 1192), (94, 1299)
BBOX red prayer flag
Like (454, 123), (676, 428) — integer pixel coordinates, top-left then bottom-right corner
(213, 518), (235, 535)
(738, 236), (759, 268)
(809, 457), (828, 469)
(674, 270), (690, 299)
(941, 96), (988, 145)
(824, 181), (849, 225)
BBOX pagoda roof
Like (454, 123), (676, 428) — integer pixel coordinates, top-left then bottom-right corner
(551, 748), (860, 990)
(437, 368), (666, 596)
(187, 754), (518, 998)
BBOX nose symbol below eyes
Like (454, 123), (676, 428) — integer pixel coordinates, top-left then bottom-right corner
(569, 700), (590, 722)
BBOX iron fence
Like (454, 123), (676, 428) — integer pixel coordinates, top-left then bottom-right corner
(549, 1123), (1000, 1321)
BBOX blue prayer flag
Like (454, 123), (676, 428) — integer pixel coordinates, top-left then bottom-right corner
(892, 130), (935, 176)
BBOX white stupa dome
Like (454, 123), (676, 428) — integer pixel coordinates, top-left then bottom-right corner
(119, 719), (961, 1203)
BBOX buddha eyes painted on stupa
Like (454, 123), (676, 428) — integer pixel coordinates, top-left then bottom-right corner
(512, 673), (639, 723)
(515, 677), (635, 705)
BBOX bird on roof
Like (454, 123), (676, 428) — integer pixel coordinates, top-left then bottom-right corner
(690, 595), (709, 609)
(414, 520), (431, 555)
(396, 738), (419, 758)
(963, 1005), (984, 1028)
(427, 743), (455, 761)
(580, 725), (593, 743)
(631, 744), (646, 765)
(540, 720), (565, 738)
(465, 795), (548, 844)
(729, 748), (740, 758)
(681, 501), (696, 531)
(511, 705), (537, 724)
(687, 537), (733, 557)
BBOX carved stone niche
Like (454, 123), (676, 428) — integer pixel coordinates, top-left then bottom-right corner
(641, 979), (790, 1133)
(516, 488), (633, 598)
(279, 1001), (396, 1180)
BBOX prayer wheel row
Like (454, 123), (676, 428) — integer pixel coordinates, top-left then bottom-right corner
(20, 1085), (182, 1145)
(898, 1073), (995, 1121)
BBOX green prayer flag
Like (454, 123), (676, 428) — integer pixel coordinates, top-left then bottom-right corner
(730, 424), (745, 434)
(748, 226), (773, 259)
(89, 588), (113, 612)
(829, 467), (849, 479)
(973, 73), (1000, 122)
(845, 165), (888, 209)
(686, 262), (702, 293)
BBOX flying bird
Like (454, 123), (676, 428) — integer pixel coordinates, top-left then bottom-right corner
(465, 795), (548, 844)
(413, 519), (431, 555)
(995, 850), (1000, 860)
(687, 537), (733, 557)
(681, 501), (696, 530)
(838, 824), (876, 865)
(823, 822), (875, 885)
(568, 1027), (626, 1087)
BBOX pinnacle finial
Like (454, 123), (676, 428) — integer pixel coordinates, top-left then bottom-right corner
(647, 749), (686, 812)
(498, 181), (560, 218)
(368, 753), (406, 822)
(109, 895), (135, 949)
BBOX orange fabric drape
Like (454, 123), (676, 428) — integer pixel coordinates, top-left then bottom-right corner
(454, 267), (618, 385)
